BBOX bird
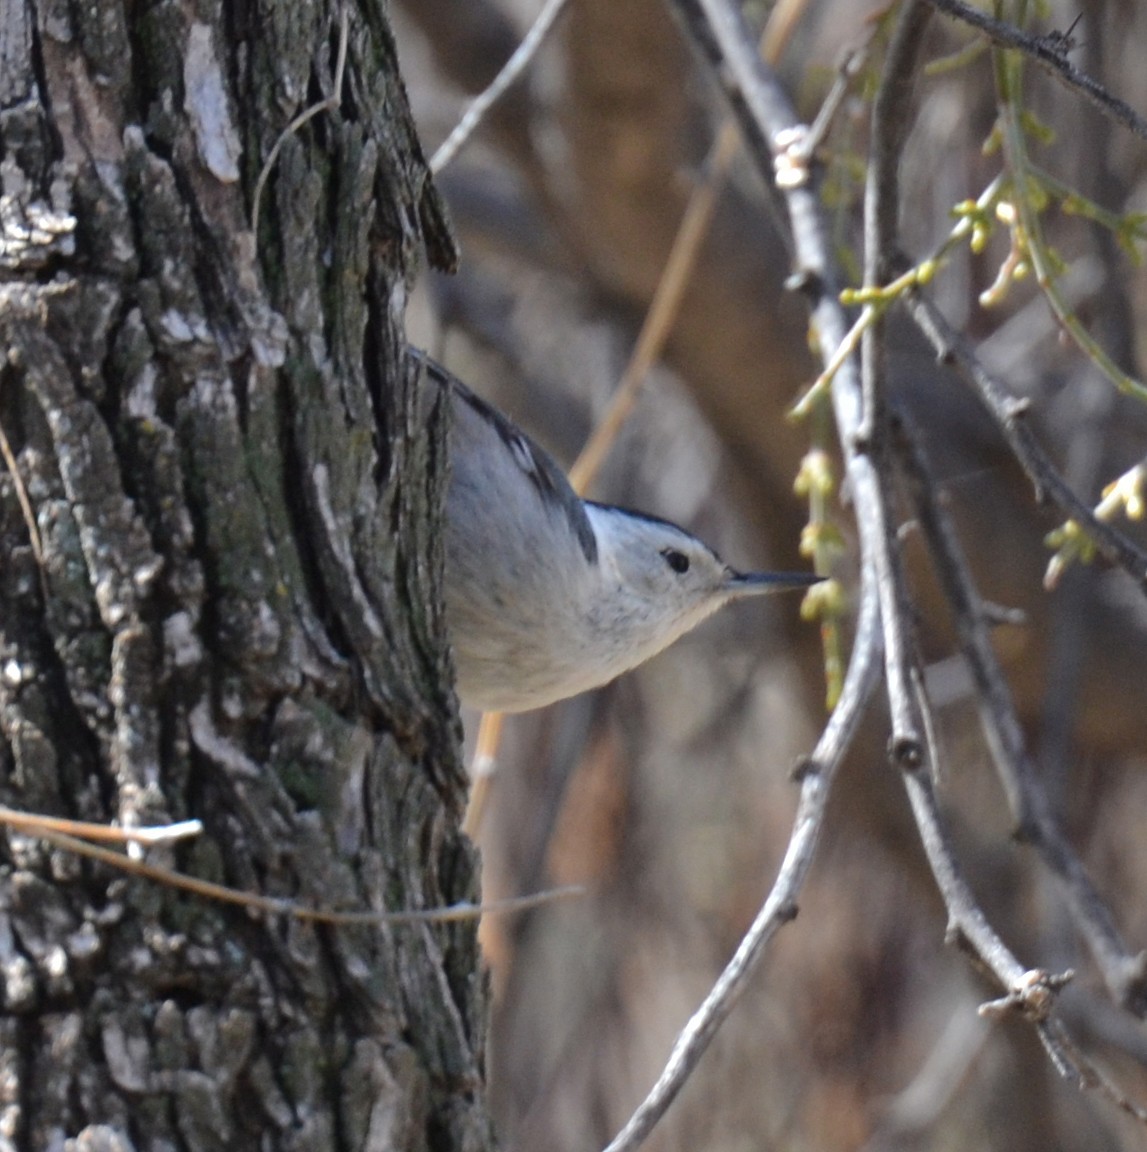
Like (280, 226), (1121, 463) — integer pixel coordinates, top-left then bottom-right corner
(415, 351), (820, 713)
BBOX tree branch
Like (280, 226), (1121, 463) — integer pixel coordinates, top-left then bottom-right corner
(860, 0), (932, 770)
(651, 0), (1147, 1139)
(599, 0), (904, 1145)
(901, 290), (1147, 588)
(893, 413), (1147, 1016)
(430, 0), (572, 173)
(923, 0), (1147, 141)
(601, 553), (882, 1152)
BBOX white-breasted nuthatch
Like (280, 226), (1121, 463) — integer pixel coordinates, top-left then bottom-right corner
(414, 351), (820, 713)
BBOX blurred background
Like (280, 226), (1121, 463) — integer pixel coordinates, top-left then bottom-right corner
(397, 1), (1147, 1148)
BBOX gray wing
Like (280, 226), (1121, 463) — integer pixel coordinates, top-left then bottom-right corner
(410, 349), (597, 565)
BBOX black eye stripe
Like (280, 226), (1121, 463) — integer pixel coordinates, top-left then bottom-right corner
(662, 549), (690, 574)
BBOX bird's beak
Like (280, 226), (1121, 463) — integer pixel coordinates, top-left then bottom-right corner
(725, 570), (823, 599)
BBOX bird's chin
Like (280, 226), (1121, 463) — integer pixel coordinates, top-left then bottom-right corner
(617, 603), (724, 676)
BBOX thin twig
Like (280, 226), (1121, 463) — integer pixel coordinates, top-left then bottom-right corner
(993, 43), (1147, 404)
(0, 805), (202, 845)
(601, 553), (882, 1152)
(874, 0), (1147, 1032)
(0, 416), (41, 569)
(857, 22), (1081, 1081)
(568, 0), (820, 495)
(470, 0), (817, 830)
(892, 414), (1147, 1015)
(790, 175), (1006, 419)
(859, 0), (932, 769)
(922, 0), (1147, 142)
(649, 0), (1147, 1140)
(566, 124), (736, 494)
(801, 33), (876, 160)
(906, 664), (1147, 1123)
(252, 5), (350, 242)
(461, 708), (505, 837)
(16, 822), (583, 925)
(0, 412), (49, 610)
(901, 290), (1147, 588)
(0, 365), (48, 604)
(901, 680), (1086, 1085)
(1043, 1021), (1147, 1123)
(858, 1006), (989, 1151)
(864, 2), (930, 289)
(604, 0), (900, 1143)
(430, 0), (572, 174)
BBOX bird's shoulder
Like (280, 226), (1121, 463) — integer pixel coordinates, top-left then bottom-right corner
(410, 348), (598, 565)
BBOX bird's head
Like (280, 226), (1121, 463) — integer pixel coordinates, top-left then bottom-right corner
(584, 504), (819, 665)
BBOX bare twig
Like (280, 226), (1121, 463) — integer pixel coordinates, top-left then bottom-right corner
(790, 175), (1006, 419)
(871, 0), (1147, 1061)
(857, 6), (1084, 1076)
(603, 0), (902, 1144)
(568, 0), (823, 495)
(864, 2), (931, 290)
(922, 0), (1147, 142)
(901, 291), (1147, 588)
(461, 708), (505, 837)
(1043, 1021), (1147, 1123)
(860, 0), (932, 770)
(467, 0), (822, 836)
(430, 0), (572, 174)
(901, 697), (1084, 1081)
(602, 554), (882, 1152)
(566, 123), (735, 494)
(0, 363), (49, 605)
(801, 33), (876, 161)
(0, 805), (202, 845)
(252, 5), (350, 241)
(651, 0), (1147, 1140)
(0, 413), (41, 569)
(14, 821), (583, 925)
(860, 1), (1147, 1117)
(892, 415), (1147, 1015)
(859, 1006), (989, 1151)
(905, 668), (1147, 1122)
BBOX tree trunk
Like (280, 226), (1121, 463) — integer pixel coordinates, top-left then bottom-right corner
(0, 2), (489, 1149)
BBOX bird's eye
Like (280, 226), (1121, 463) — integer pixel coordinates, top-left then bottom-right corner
(662, 549), (690, 574)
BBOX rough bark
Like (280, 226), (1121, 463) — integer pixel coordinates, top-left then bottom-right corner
(0, 2), (489, 1150)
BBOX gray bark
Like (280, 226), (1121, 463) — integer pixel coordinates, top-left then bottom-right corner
(0, 1), (490, 1149)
